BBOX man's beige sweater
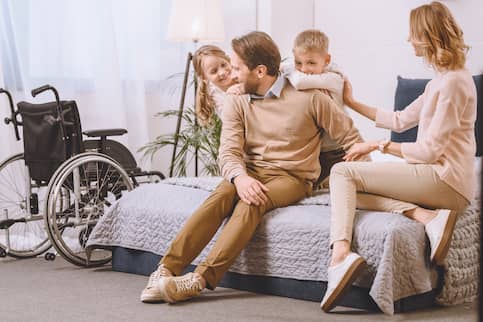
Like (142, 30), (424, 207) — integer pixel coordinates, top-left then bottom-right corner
(219, 82), (364, 182)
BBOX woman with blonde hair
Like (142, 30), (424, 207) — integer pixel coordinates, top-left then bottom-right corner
(191, 45), (239, 126)
(321, 1), (476, 312)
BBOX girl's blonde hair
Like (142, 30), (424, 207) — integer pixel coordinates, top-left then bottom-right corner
(409, 1), (469, 70)
(192, 45), (230, 126)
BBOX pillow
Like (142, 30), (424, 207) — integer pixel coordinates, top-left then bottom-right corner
(392, 74), (482, 156)
(475, 156), (481, 200)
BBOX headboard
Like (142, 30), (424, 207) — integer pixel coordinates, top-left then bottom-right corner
(391, 74), (482, 156)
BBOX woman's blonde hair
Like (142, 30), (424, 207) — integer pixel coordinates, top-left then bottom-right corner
(192, 45), (230, 126)
(409, 1), (469, 70)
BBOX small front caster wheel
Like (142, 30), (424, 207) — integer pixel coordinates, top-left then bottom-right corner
(44, 252), (56, 261)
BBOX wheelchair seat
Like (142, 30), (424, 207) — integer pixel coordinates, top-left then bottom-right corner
(83, 128), (127, 137)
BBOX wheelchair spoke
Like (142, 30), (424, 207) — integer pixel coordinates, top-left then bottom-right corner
(0, 154), (50, 257)
(0, 196), (21, 207)
(0, 162), (25, 200)
(96, 162), (112, 195)
(45, 153), (133, 267)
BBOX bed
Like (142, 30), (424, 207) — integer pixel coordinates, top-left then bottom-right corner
(86, 75), (482, 315)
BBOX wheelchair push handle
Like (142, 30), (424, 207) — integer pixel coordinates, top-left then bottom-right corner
(31, 84), (68, 142)
(0, 87), (21, 141)
(31, 84), (63, 119)
(31, 85), (56, 98)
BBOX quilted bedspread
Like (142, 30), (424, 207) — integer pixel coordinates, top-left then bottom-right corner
(86, 176), (480, 315)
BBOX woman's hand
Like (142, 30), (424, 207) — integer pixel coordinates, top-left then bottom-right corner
(342, 77), (355, 108)
(341, 77), (377, 121)
(343, 142), (378, 161)
(226, 83), (245, 95)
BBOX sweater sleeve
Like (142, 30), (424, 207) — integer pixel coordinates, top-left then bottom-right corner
(375, 92), (425, 132)
(312, 92), (364, 151)
(286, 69), (344, 94)
(218, 95), (247, 181)
(401, 77), (466, 164)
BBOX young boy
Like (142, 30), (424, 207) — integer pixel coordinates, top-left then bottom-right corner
(281, 29), (360, 187)
(282, 29), (344, 107)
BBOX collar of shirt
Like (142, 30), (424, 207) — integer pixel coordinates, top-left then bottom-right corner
(248, 74), (285, 102)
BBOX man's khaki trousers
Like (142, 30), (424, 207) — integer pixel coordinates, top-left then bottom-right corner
(160, 166), (312, 289)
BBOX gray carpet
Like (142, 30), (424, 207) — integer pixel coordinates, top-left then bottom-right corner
(0, 257), (478, 322)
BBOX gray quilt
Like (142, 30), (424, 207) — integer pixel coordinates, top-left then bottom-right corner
(86, 176), (480, 315)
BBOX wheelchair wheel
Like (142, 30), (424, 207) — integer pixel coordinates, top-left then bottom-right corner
(45, 152), (133, 267)
(0, 153), (50, 258)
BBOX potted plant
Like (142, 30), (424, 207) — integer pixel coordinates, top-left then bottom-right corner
(139, 106), (221, 177)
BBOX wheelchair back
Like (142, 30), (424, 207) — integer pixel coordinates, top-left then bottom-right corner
(17, 100), (83, 182)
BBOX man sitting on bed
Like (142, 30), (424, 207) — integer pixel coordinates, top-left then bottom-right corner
(141, 31), (365, 304)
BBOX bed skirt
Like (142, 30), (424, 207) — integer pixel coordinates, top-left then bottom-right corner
(112, 246), (438, 313)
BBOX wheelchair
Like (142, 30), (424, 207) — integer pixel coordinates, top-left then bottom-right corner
(0, 85), (164, 267)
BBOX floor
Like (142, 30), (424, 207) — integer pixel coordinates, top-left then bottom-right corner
(0, 256), (479, 322)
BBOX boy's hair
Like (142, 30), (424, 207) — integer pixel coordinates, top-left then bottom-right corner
(231, 31), (280, 76)
(409, 1), (468, 70)
(192, 45), (229, 126)
(293, 29), (329, 53)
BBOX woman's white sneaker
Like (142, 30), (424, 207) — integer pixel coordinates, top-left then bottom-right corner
(425, 209), (458, 265)
(321, 252), (366, 312)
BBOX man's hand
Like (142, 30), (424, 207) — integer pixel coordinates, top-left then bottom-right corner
(343, 141), (377, 161)
(233, 174), (269, 206)
(226, 83), (245, 95)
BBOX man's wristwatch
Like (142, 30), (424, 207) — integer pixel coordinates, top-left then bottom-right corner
(377, 139), (390, 153)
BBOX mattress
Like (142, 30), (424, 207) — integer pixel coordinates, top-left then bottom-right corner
(87, 176), (480, 314)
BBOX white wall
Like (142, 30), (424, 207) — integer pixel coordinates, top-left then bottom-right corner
(262, 0), (483, 141)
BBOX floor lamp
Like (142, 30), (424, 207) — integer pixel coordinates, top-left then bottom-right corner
(166, 0), (224, 177)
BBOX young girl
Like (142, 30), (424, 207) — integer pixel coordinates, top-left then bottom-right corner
(191, 45), (239, 126)
(321, 1), (476, 312)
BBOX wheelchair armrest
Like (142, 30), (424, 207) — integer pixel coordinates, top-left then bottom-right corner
(83, 128), (128, 138)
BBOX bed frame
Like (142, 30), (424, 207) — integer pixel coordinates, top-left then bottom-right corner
(112, 247), (439, 312)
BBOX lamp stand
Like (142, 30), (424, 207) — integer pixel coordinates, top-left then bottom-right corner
(169, 51), (199, 177)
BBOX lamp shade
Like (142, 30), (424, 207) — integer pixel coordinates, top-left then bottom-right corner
(167, 0), (224, 42)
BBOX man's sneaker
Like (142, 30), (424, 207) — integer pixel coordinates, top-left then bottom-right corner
(320, 252), (366, 312)
(140, 264), (173, 303)
(158, 272), (203, 303)
(425, 209), (458, 265)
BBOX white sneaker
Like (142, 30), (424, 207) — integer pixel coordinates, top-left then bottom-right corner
(157, 272), (203, 303)
(140, 264), (174, 303)
(425, 209), (458, 265)
(320, 252), (366, 312)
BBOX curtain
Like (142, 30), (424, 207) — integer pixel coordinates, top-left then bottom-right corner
(0, 0), (256, 172)
(0, 0), (189, 169)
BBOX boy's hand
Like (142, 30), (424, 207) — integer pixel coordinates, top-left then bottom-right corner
(226, 83), (245, 95)
(233, 174), (269, 206)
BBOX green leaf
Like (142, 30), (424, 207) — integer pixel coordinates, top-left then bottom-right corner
(139, 107), (222, 177)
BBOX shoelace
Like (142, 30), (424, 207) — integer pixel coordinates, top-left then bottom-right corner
(175, 275), (201, 293)
(147, 270), (160, 288)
